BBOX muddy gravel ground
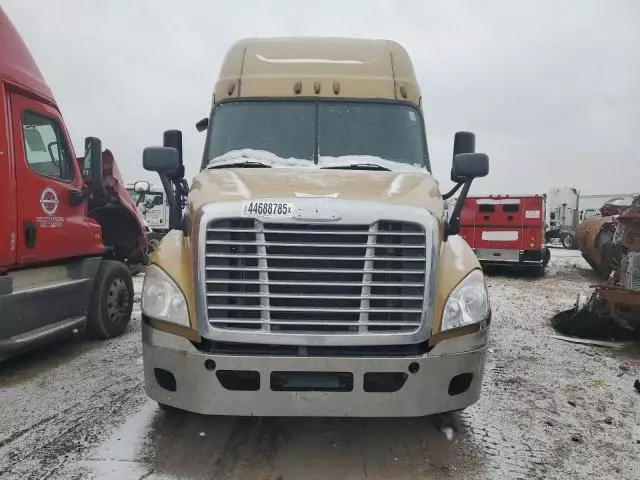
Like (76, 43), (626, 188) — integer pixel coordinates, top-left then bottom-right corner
(1, 249), (639, 480)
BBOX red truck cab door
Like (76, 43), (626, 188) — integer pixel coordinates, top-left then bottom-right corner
(0, 84), (17, 270)
(9, 91), (103, 265)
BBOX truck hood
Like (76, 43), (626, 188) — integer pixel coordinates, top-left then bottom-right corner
(187, 168), (444, 219)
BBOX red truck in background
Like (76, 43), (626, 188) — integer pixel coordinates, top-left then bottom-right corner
(460, 194), (551, 275)
(0, 7), (147, 361)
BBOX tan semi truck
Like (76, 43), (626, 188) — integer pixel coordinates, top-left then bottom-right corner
(138, 37), (491, 416)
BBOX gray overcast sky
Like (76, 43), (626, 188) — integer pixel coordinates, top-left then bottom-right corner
(4, 0), (639, 196)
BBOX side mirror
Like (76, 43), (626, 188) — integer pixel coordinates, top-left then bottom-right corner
(444, 136), (490, 239)
(134, 180), (151, 194)
(195, 117), (209, 132)
(143, 147), (180, 173)
(452, 153), (489, 180)
(83, 136), (104, 193)
(451, 131), (476, 182)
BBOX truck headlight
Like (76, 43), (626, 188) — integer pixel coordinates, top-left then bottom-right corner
(142, 265), (189, 327)
(441, 269), (490, 331)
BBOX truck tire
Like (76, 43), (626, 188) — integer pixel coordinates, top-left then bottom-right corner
(561, 233), (575, 249)
(87, 260), (134, 339)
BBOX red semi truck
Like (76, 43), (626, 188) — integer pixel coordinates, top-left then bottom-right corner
(0, 7), (147, 361)
(459, 194), (550, 275)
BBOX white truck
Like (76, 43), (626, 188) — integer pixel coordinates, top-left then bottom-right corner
(125, 182), (170, 253)
(545, 186), (580, 249)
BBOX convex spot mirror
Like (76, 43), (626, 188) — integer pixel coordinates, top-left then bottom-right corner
(195, 117), (209, 132)
(143, 146), (180, 173)
(134, 181), (151, 193)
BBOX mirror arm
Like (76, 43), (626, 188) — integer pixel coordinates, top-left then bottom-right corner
(158, 173), (182, 230)
(174, 177), (189, 211)
(445, 179), (473, 240)
(442, 182), (463, 201)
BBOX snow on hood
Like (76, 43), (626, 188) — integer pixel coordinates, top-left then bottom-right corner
(206, 149), (427, 174)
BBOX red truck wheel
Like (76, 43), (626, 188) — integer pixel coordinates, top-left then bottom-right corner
(87, 260), (134, 339)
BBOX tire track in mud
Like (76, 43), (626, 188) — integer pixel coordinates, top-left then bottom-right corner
(460, 409), (552, 479)
(457, 355), (555, 480)
(465, 302), (560, 478)
(0, 376), (145, 480)
(211, 418), (282, 480)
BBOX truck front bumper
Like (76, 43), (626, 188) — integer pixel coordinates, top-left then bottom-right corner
(142, 322), (489, 417)
(475, 248), (547, 266)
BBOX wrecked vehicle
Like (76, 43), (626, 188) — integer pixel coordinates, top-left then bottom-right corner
(553, 195), (640, 338)
(576, 196), (634, 279)
(139, 36), (492, 417)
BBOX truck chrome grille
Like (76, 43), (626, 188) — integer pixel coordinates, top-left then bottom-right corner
(204, 219), (427, 334)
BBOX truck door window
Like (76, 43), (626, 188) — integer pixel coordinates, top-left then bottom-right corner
(21, 110), (73, 181)
(145, 192), (164, 206)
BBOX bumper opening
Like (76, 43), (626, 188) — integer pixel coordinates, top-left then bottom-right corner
(363, 372), (408, 392)
(216, 370), (260, 391)
(270, 371), (353, 392)
(448, 372), (474, 396)
(154, 368), (177, 392)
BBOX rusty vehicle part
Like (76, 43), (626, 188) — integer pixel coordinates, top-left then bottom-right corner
(553, 195), (640, 339)
(576, 215), (618, 278)
(575, 196), (634, 279)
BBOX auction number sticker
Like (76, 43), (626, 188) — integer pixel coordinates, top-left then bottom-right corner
(241, 201), (294, 218)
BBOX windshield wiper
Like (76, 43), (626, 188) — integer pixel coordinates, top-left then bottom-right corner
(321, 163), (392, 171)
(207, 160), (272, 169)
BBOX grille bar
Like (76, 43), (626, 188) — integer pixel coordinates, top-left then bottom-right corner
(206, 266), (425, 274)
(208, 305), (423, 313)
(207, 292), (423, 300)
(206, 253), (426, 262)
(207, 228), (419, 236)
(206, 279), (425, 287)
(204, 218), (427, 335)
(210, 319), (422, 327)
(206, 241), (424, 249)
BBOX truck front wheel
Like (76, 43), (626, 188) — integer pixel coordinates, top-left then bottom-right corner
(87, 260), (134, 339)
(561, 233), (575, 249)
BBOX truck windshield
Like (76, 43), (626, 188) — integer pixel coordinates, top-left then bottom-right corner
(204, 101), (427, 169)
